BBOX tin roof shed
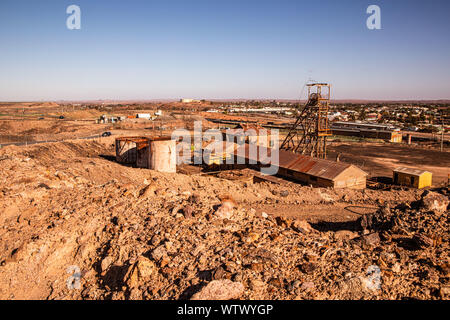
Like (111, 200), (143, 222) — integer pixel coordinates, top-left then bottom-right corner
(234, 144), (367, 189)
(393, 167), (431, 176)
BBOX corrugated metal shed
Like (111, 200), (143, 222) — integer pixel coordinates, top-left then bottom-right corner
(234, 144), (367, 182)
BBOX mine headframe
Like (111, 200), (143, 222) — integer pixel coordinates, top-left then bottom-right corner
(280, 83), (331, 159)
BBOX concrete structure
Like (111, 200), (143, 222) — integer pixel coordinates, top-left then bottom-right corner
(148, 137), (177, 173)
(393, 167), (432, 189)
(234, 144), (367, 189)
(115, 137), (149, 168)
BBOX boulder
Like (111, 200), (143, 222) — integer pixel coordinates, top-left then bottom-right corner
(291, 220), (315, 234)
(334, 230), (359, 241)
(190, 279), (244, 300)
(299, 263), (317, 275)
(183, 205), (194, 218)
(124, 256), (158, 288)
(420, 191), (449, 214)
(249, 279), (266, 294)
(100, 256), (114, 273)
(357, 232), (380, 246)
(412, 234), (434, 248)
(280, 190), (289, 197)
(139, 184), (156, 198)
(215, 196), (237, 219)
(151, 245), (168, 262)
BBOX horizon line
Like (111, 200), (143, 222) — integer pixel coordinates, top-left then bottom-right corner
(1, 98), (450, 104)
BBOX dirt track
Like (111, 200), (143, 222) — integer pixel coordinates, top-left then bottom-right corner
(328, 141), (450, 184)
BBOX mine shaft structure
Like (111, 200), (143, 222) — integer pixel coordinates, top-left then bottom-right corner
(281, 83), (331, 159)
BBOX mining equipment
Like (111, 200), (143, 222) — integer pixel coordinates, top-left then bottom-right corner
(280, 83), (331, 159)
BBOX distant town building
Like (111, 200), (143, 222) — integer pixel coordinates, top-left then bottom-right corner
(366, 112), (380, 122)
(98, 114), (122, 124)
(328, 111), (342, 121)
(180, 99), (201, 103)
(136, 113), (152, 119)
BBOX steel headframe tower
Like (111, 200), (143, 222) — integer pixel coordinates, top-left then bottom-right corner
(280, 83), (331, 159)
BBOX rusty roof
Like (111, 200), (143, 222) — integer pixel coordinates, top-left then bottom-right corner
(115, 136), (149, 150)
(116, 136), (175, 144)
(234, 144), (367, 181)
(394, 167), (431, 176)
(148, 136), (174, 142)
(116, 136), (147, 141)
(115, 136), (148, 144)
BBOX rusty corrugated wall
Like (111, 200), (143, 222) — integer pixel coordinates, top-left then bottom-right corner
(115, 137), (149, 168)
(234, 144), (367, 186)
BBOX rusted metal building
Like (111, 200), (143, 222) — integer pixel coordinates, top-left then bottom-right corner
(116, 136), (177, 172)
(115, 137), (149, 168)
(234, 144), (367, 189)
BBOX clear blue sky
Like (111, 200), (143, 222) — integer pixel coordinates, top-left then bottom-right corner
(0, 0), (449, 101)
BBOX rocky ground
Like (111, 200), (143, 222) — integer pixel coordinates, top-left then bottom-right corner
(0, 140), (448, 300)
